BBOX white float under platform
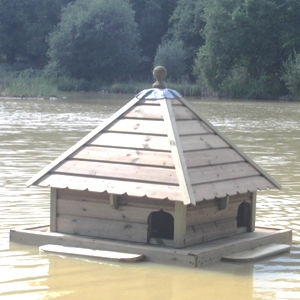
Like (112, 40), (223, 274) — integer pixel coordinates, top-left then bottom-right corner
(10, 226), (292, 268)
(39, 244), (145, 262)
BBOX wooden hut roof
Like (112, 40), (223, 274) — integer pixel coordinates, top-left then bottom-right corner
(26, 88), (281, 205)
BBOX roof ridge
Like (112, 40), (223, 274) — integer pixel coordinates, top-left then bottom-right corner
(160, 98), (196, 205)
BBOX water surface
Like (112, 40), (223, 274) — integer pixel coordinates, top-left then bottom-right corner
(0, 94), (299, 299)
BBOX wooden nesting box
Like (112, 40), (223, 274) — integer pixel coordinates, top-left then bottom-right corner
(26, 88), (280, 249)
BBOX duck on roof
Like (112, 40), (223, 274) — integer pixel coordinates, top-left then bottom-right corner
(25, 66), (281, 248)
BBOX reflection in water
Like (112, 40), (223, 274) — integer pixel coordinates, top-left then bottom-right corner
(1, 243), (258, 300)
(0, 95), (299, 299)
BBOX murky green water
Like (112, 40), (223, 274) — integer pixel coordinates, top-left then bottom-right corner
(0, 93), (299, 299)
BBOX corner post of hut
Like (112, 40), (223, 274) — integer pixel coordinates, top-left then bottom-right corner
(174, 202), (187, 248)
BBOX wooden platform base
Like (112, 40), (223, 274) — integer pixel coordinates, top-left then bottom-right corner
(39, 244), (144, 262)
(10, 226), (292, 268)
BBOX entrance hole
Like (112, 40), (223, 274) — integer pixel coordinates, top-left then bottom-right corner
(148, 210), (174, 240)
(237, 201), (251, 228)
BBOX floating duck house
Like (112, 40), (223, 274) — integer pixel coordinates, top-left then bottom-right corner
(10, 67), (292, 266)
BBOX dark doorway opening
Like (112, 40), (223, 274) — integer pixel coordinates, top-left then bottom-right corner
(148, 210), (174, 240)
(237, 201), (251, 228)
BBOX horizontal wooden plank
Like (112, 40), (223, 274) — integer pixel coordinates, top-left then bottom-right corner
(39, 244), (145, 262)
(57, 215), (148, 243)
(172, 105), (197, 120)
(138, 99), (182, 105)
(72, 146), (174, 167)
(202, 222), (237, 242)
(184, 231), (203, 246)
(192, 176), (276, 201)
(11, 226), (292, 267)
(189, 162), (260, 185)
(90, 132), (171, 151)
(181, 134), (228, 151)
(107, 119), (166, 135)
(185, 217), (237, 245)
(186, 201), (241, 227)
(229, 192), (252, 203)
(58, 188), (109, 203)
(176, 120), (213, 135)
(123, 104), (163, 119)
(54, 160), (178, 185)
(37, 174), (183, 201)
(184, 148), (244, 168)
(57, 198), (154, 224)
(119, 194), (175, 210)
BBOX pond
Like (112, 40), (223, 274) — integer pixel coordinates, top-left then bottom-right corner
(0, 92), (299, 299)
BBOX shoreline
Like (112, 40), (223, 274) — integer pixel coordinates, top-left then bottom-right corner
(0, 96), (61, 100)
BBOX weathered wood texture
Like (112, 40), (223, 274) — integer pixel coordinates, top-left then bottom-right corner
(160, 99), (196, 205)
(50, 188), (57, 232)
(185, 217), (237, 246)
(182, 193), (253, 246)
(192, 176), (272, 201)
(54, 160), (178, 185)
(10, 226), (292, 268)
(57, 215), (148, 243)
(56, 189), (175, 244)
(32, 95), (278, 205)
(186, 200), (241, 227)
(174, 202), (187, 248)
(72, 147), (174, 167)
(250, 191), (257, 232)
(39, 174), (182, 200)
(55, 189), (254, 247)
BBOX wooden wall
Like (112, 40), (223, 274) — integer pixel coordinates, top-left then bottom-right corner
(52, 188), (254, 248)
(184, 193), (253, 247)
(54, 188), (174, 244)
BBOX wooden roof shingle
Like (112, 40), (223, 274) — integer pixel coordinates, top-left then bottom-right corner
(26, 88), (281, 205)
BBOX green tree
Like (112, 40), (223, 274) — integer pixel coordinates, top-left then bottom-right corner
(153, 40), (187, 82)
(281, 52), (300, 99)
(0, 0), (74, 66)
(194, 0), (300, 98)
(166, 0), (207, 77)
(47, 0), (141, 82)
(129, 0), (178, 76)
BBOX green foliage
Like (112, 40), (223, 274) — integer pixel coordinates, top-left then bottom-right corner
(109, 82), (149, 94)
(1, 0), (300, 99)
(0, 67), (13, 93)
(47, 0), (141, 82)
(4, 69), (58, 97)
(108, 81), (202, 96)
(129, 0), (178, 77)
(167, 0), (207, 77)
(153, 40), (187, 82)
(54, 76), (91, 92)
(194, 0), (300, 98)
(220, 64), (283, 99)
(0, 0), (73, 66)
(281, 53), (300, 100)
(166, 82), (202, 96)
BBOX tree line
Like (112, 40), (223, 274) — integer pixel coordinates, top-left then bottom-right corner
(1, 0), (300, 99)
